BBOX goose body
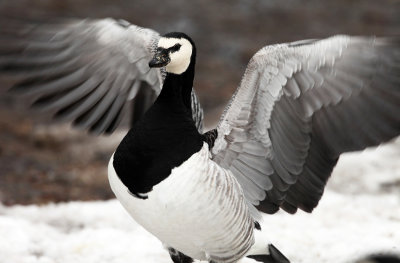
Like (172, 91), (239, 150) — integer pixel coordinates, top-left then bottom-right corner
(108, 143), (254, 262)
(107, 33), (272, 262)
(1, 18), (399, 263)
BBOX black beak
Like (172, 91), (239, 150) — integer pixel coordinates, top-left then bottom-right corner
(148, 48), (170, 68)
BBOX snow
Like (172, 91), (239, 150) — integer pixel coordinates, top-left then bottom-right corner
(1, 139), (399, 263)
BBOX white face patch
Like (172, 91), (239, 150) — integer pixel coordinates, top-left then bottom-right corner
(158, 37), (193, 75)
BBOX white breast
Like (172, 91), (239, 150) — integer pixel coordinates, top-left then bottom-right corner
(108, 143), (255, 262)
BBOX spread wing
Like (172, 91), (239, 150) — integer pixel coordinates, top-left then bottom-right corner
(0, 17), (204, 134)
(212, 36), (400, 214)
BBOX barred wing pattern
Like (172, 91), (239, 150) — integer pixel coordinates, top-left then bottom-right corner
(191, 90), (204, 132)
(0, 18), (204, 134)
(212, 36), (400, 214)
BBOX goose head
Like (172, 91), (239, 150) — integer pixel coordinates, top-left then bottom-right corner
(148, 32), (195, 75)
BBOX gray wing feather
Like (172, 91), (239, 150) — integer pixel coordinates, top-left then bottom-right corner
(191, 90), (204, 133)
(0, 18), (163, 134)
(212, 35), (400, 214)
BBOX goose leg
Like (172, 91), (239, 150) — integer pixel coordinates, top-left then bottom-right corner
(167, 247), (194, 263)
(247, 244), (290, 263)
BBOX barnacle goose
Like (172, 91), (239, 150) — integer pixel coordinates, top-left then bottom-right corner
(1, 17), (399, 263)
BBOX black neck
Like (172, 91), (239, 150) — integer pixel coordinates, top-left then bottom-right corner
(112, 40), (203, 198)
(113, 56), (204, 198)
(155, 55), (196, 115)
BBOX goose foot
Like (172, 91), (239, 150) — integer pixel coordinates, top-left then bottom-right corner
(168, 247), (194, 263)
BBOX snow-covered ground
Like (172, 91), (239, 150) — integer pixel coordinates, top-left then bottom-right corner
(0, 139), (399, 263)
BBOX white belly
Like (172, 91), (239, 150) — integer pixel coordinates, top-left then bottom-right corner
(108, 143), (255, 262)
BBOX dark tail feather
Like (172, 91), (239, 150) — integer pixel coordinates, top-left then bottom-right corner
(247, 244), (290, 263)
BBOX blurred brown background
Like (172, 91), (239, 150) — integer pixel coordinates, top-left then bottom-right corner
(0, 0), (399, 205)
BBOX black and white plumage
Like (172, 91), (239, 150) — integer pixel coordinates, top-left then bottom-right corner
(212, 37), (400, 215)
(0, 18), (203, 134)
(109, 143), (255, 262)
(110, 33), (399, 263)
(1, 17), (399, 263)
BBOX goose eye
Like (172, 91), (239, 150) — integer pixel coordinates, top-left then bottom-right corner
(169, 44), (182, 53)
